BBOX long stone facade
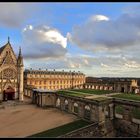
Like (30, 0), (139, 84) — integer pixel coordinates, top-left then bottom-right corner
(24, 69), (85, 90)
(85, 79), (140, 94)
(0, 39), (24, 101)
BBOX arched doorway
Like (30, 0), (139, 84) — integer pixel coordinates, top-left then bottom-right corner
(84, 105), (91, 120)
(3, 86), (15, 101)
(121, 87), (125, 93)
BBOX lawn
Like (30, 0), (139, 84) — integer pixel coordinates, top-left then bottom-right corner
(115, 105), (140, 120)
(93, 97), (108, 101)
(115, 105), (124, 114)
(132, 108), (140, 119)
(70, 89), (113, 95)
(57, 90), (91, 97)
(111, 93), (140, 101)
(28, 119), (90, 138)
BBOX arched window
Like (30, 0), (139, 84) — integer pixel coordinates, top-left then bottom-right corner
(56, 98), (60, 107)
(84, 105), (91, 120)
(74, 103), (78, 114)
(64, 100), (68, 111)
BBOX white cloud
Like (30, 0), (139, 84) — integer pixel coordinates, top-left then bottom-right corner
(68, 11), (140, 54)
(22, 25), (67, 59)
(101, 63), (110, 68)
(89, 15), (109, 22)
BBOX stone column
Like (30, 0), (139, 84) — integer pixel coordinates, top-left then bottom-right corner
(78, 102), (85, 118)
(19, 66), (24, 101)
(42, 94), (46, 107)
(60, 97), (65, 110)
(68, 99), (73, 113)
(124, 84), (128, 93)
(98, 105), (106, 123)
(108, 104), (115, 120)
(90, 105), (99, 122)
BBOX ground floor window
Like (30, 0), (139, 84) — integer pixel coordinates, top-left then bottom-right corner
(64, 100), (68, 111)
(74, 103), (78, 114)
(84, 105), (91, 120)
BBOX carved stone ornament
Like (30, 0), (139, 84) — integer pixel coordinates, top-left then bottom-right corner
(3, 69), (16, 79)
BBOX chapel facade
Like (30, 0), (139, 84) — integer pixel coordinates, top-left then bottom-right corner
(0, 38), (24, 101)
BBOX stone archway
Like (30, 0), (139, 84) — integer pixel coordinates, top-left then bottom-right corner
(73, 102), (78, 114)
(3, 86), (15, 101)
(84, 105), (91, 120)
(121, 87), (125, 93)
(56, 98), (61, 108)
(64, 99), (68, 111)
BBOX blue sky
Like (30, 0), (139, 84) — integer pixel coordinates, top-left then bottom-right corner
(0, 2), (140, 77)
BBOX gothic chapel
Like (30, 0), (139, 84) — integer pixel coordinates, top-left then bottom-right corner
(0, 38), (24, 101)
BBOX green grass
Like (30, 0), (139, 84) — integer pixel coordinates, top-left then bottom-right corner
(132, 108), (140, 119)
(70, 89), (113, 95)
(93, 97), (108, 101)
(111, 93), (140, 101)
(28, 119), (90, 138)
(115, 105), (124, 114)
(57, 90), (91, 97)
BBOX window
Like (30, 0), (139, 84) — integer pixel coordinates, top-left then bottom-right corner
(84, 105), (91, 120)
(64, 100), (68, 111)
(74, 103), (78, 114)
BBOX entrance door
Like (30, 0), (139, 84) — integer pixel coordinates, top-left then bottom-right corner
(121, 87), (125, 93)
(3, 86), (15, 101)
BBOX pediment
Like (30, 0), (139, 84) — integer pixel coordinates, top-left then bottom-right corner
(0, 43), (17, 65)
(2, 52), (14, 65)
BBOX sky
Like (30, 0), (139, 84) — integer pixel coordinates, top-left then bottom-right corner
(0, 2), (140, 77)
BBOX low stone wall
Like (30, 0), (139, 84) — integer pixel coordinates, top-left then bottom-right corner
(59, 118), (116, 138)
(114, 118), (140, 137)
(59, 122), (102, 138)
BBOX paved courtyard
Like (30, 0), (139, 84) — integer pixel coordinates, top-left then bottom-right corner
(0, 98), (78, 138)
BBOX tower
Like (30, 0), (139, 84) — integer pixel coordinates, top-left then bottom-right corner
(17, 47), (24, 101)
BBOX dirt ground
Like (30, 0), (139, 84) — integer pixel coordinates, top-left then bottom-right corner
(0, 99), (78, 138)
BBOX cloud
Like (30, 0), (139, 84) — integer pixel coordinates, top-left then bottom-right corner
(0, 3), (37, 28)
(89, 15), (109, 22)
(22, 25), (67, 59)
(68, 11), (140, 53)
(101, 63), (110, 68)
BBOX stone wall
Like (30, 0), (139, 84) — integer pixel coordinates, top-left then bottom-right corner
(29, 89), (140, 137)
(114, 119), (140, 137)
(59, 119), (116, 138)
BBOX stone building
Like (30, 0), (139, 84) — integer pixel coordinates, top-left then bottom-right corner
(24, 69), (85, 90)
(85, 77), (140, 94)
(0, 38), (24, 101)
(114, 79), (139, 93)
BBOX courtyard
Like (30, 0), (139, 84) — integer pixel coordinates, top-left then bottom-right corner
(0, 98), (78, 138)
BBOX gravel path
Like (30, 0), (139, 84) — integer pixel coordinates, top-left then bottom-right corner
(0, 98), (78, 138)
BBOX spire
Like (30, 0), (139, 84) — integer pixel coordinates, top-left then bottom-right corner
(18, 47), (22, 57)
(8, 36), (10, 43)
(18, 46), (23, 66)
(19, 47), (22, 57)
